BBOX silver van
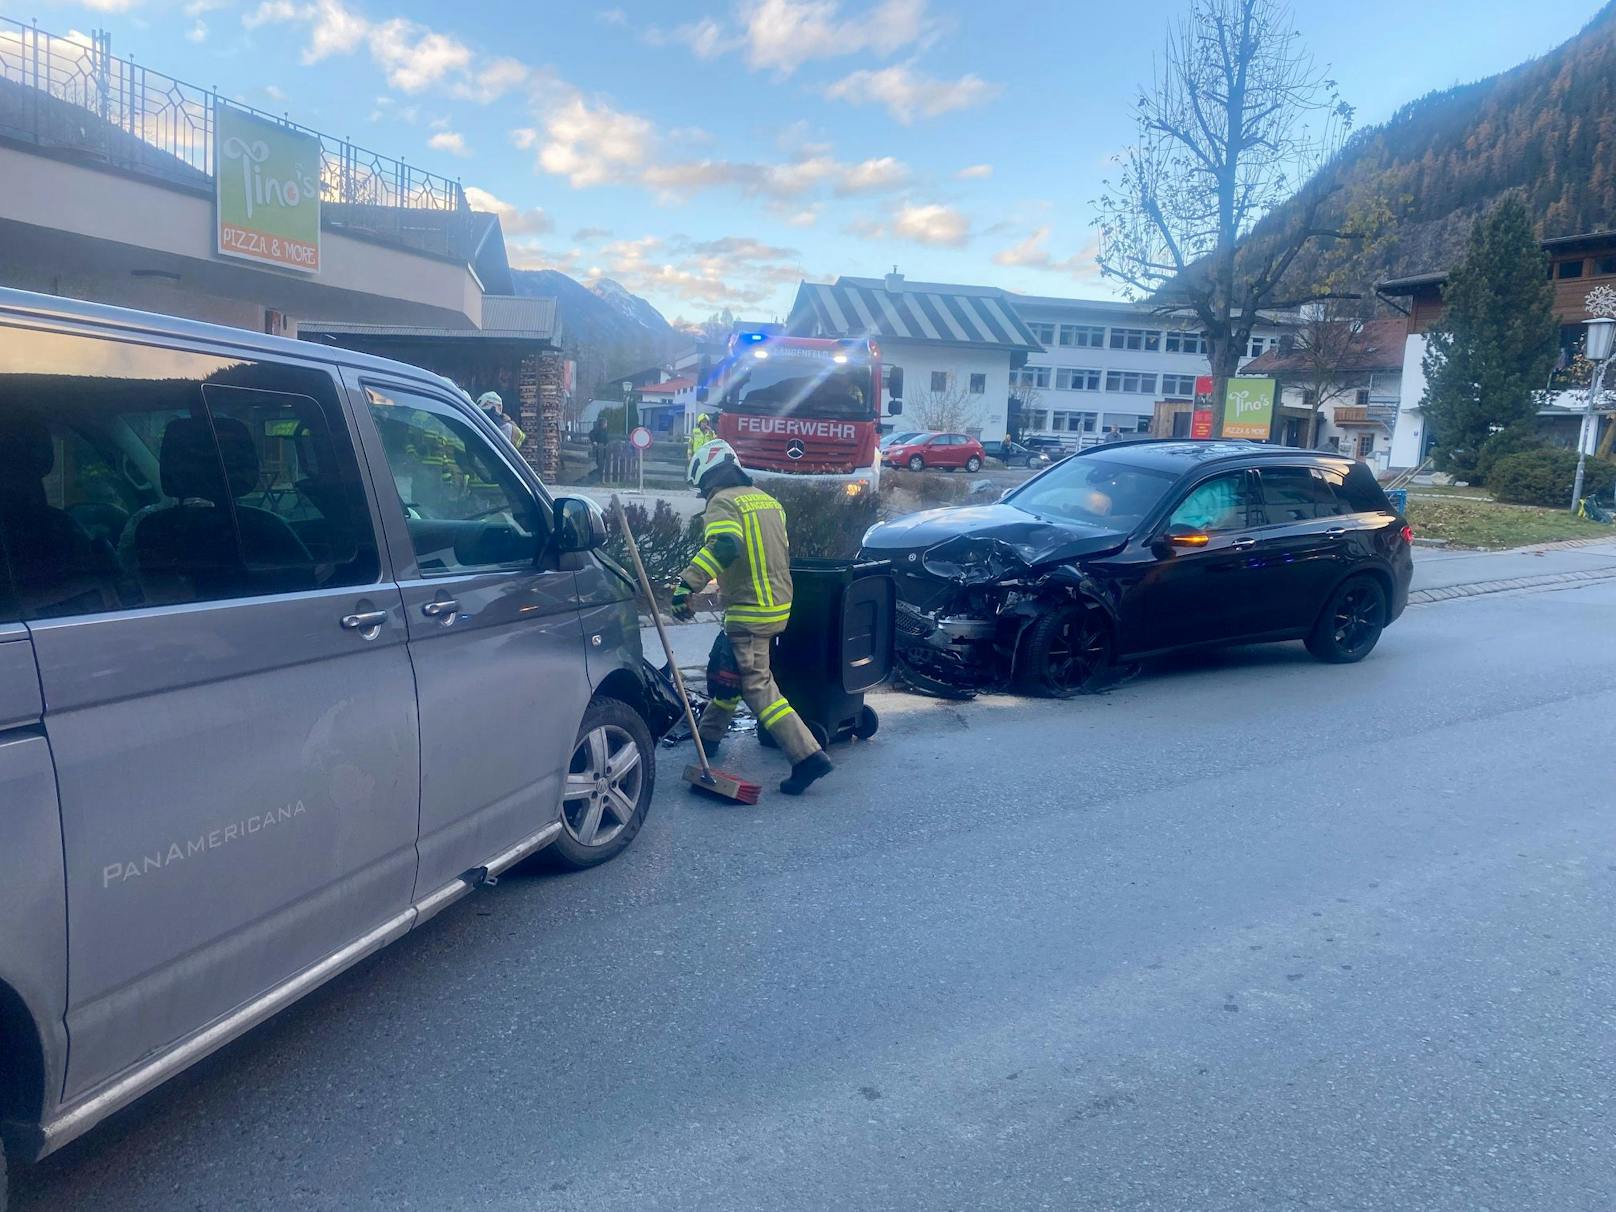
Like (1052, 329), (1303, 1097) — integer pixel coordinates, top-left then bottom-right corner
(0, 288), (673, 1205)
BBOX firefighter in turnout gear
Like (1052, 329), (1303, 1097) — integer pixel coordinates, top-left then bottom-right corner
(672, 440), (833, 796)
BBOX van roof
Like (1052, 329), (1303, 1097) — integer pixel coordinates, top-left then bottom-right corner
(0, 287), (462, 395)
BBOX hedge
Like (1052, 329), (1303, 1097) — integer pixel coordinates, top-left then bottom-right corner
(1488, 448), (1616, 508)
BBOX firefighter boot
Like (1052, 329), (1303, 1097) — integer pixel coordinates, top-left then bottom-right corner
(780, 750), (833, 796)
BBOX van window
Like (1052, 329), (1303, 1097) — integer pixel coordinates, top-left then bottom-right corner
(0, 326), (379, 619)
(364, 385), (546, 574)
(0, 537), (17, 625)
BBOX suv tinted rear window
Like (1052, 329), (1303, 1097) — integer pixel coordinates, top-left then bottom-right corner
(1319, 463), (1392, 514)
(1259, 466), (1348, 522)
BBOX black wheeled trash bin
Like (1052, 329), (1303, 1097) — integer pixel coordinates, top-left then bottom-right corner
(761, 559), (895, 749)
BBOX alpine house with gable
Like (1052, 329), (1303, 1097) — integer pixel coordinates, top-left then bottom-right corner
(787, 273), (1043, 441)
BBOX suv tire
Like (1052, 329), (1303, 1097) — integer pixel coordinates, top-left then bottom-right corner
(544, 697), (655, 870)
(1305, 576), (1387, 664)
(1016, 603), (1113, 697)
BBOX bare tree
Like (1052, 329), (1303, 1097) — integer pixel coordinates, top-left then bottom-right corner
(1097, 0), (1355, 433)
(1288, 299), (1366, 446)
(911, 375), (986, 433)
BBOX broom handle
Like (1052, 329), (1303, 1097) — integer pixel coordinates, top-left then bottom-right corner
(610, 495), (714, 779)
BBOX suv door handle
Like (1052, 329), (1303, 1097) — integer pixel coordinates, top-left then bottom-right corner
(1326, 527), (1347, 539)
(421, 598), (459, 620)
(340, 609), (388, 636)
(1231, 537), (1257, 550)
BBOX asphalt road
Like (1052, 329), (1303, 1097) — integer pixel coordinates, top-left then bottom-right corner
(15, 581), (1616, 1211)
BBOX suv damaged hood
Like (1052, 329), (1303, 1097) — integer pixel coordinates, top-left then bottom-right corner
(865, 503), (1128, 581)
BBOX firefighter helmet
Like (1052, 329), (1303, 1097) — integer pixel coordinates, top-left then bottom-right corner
(688, 438), (741, 486)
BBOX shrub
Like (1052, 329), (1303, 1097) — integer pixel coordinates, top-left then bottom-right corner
(603, 498), (704, 593)
(766, 478), (882, 559)
(1488, 448), (1616, 507)
(1473, 425), (1546, 486)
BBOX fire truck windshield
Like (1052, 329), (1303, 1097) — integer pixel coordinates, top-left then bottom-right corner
(726, 358), (874, 420)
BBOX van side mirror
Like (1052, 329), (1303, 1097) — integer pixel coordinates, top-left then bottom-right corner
(555, 496), (606, 553)
(886, 367), (904, 399)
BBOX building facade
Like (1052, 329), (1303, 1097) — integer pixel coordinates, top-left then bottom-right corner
(1378, 229), (1616, 467)
(1008, 296), (1296, 447)
(788, 274), (1042, 440)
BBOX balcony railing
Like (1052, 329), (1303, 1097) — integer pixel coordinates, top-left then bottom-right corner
(0, 16), (465, 213)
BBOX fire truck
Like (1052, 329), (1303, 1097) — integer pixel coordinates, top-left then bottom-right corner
(697, 330), (902, 481)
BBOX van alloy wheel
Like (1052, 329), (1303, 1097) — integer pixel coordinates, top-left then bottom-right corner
(562, 724), (643, 848)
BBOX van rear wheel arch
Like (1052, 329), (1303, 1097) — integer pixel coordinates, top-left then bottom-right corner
(0, 977), (47, 1160)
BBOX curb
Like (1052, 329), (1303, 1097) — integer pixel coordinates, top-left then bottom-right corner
(1408, 566), (1616, 605)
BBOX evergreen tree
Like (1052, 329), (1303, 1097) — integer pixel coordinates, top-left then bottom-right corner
(1420, 196), (1558, 478)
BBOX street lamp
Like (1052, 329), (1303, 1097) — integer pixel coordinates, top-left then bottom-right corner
(1571, 315), (1616, 511)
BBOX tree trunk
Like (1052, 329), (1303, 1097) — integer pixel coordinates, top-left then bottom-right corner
(1599, 414), (1615, 460)
(1207, 337), (1241, 436)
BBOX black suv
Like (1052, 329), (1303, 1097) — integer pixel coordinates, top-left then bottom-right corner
(859, 440), (1414, 697)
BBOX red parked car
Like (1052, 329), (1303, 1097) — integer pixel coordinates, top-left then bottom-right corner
(886, 432), (987, 472)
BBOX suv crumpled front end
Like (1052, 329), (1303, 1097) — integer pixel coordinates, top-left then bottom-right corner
(859, 504), (1126, 698)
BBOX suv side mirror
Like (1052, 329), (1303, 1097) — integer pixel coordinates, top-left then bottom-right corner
(555, 496), (606, 553)
(1159, 523), (1210, 550)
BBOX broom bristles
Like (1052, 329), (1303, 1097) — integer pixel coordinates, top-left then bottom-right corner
(683, 763), (762, 804)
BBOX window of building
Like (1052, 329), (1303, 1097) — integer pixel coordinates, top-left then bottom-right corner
(1055, 367), (1101, 391)
(930, 370), (950, 393)
(1356, 432), (1376, 459)
(1027, 321), (1055, 345)
(1160, 374), (1197, 399)
(1136, 416), (1151, 433)
(1355, 388), (1371, 407)
(1013, 366), (1052, 389)
(968, 372), (987, 395)
(1104, 370), (1158, 394)
(1557, 259), (1586, 280)
(1058, 324), (1105, 348)
(1049, 411), (1097, 434)
(1598, 256), (1616, 276)
(0, 327), (379, 621)
(1247, 334), (1279, 359)
(1023, 410), (1049, 431)
(1164, 330), (1206, 355)
(1108, 327), (1161, 352)
(364, 386), (546, 574)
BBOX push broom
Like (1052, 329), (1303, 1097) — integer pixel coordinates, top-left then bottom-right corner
(610, 495), (761, 805)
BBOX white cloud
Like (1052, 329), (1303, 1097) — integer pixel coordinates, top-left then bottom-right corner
(244, 0), (306, 28)
(665, 17), (734, 59)
(464, 186), (553, 234)
(573, 226), (613, 241)
(534, 96), (655, 188)
(586, 231), (806, 309)
(451, 56), (530, 104)
(835, 155), (909, 194)
(738, 0), (936, 75)
(955, 163), (992, 180)
(369, 19), (473, 91)
(641, 159), (760, 200)
(427, 130), (471, 157)
(185, 0), (226, 13)
(83, 0), (138, 11)
(303, 0), (368, 61)
(873, 201), (971, 247)
(824, 63), (999, 124)
(598, 7), (628, 25)
(264, 84), (287, 101)
(992, 227), (1099, 278)
(186, 19), (208, 41)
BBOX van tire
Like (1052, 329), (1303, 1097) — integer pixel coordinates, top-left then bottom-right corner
(543, 698), (655, 870)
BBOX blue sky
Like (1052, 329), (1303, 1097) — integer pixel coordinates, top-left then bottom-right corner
(37, 0), (1609, 322)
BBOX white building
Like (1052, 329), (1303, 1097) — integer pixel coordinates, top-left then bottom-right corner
(788, 273), (1043, 439)
(1009, 296), (1297, 447)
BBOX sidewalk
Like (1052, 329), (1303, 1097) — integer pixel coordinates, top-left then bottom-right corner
(1409, 536), (1616, 599)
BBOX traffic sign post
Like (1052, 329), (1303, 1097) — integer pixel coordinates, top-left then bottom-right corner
(629, 426), (652, 494)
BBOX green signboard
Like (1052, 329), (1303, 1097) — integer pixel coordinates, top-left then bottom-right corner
(1222, 376), (1276, 441)
(215, 104), (321, 273)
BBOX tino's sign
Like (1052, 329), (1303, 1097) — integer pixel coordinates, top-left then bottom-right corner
(1221, 377), (1276, 441)
(215, 105), (321, 273)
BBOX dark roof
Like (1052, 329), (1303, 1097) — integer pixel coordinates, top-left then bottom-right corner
(324, 204), (514, 293)
(1379, 228), (1616, 296)
(1243, 317), (1407, 375)
(1377, 271), (1448, 295)
(0, 285), (460, 392)
(789, 276), (1043, 352)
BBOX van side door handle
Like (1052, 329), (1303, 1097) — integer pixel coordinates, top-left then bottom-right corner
(340, 609), (389, 637)
(421, 598), (459, 621)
